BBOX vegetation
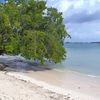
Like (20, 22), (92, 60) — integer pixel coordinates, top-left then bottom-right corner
(0, 0), (69, 64)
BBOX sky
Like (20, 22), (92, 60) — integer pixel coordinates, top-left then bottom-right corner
(47, 0), (100, 42)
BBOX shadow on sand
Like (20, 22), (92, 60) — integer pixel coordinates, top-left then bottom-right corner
(0, 60), (52, 73)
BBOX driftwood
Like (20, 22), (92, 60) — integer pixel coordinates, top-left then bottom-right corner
(0, 64), (8, 71)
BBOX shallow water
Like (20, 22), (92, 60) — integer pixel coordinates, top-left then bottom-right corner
(0, 48), (100, 99)
(50, 43), (100, 76)
(0, 43), (100, 76)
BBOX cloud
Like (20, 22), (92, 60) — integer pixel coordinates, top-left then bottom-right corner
(47, 0), (100, 23)
(47, 0), (100, 42)
(1, 0), (100, 42)
(65, 21), (100, 42)
(64, 9), (100, 23)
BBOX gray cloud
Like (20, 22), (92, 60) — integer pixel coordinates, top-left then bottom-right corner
(47, 0), (100, 42)
(64, 9), (100, 23)
(47, 0), (100, 24)
(0, 0), (100, 42)
(65, 21), (100, 42)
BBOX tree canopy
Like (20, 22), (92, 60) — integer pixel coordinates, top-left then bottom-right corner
(0, 0), (69, 64)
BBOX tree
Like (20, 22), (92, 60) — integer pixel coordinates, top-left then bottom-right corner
(0, 2), (12, 51)
(0, 0), (69, 64)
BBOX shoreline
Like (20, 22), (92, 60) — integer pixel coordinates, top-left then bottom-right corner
(4, 66), (100, 100)
(0, 53), (100, 99)
(23, 68), (100, 100)
(6, 71), (97, 100)
(53, 68), (100, 78)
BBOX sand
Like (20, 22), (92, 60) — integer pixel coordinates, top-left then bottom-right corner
(25, 69), (100, 100)
(0, 55), (100, 100)
(0, 71), (69, 100)
(0, 69), (99, 100)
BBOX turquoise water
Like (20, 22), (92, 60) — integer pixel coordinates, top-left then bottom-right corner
(0, 43), (100, 76)
(51, 43), (100, 76)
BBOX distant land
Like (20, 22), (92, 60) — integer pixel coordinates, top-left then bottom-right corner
(91, 42), (100, 43)
(65, 42), (100, 44)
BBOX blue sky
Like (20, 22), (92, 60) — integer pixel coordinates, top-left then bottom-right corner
(47, 0), (100, 42)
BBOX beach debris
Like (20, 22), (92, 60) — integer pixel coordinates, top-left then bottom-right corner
(0, 64), (9, 71)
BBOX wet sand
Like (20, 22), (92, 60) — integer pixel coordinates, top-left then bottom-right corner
(0, 55), (100, 99)
(0, 64), (99, 100)
(23, 67), (100, 100)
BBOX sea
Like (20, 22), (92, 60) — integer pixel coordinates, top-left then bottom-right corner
(50, 43), (100, 76)
(0, 43), (100, 76)
(0, 42), (100, 99)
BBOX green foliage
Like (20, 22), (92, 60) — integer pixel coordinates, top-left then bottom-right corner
(0, 0), (69, 64)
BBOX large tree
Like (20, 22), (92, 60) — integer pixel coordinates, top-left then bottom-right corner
(0, 0), (69, 64)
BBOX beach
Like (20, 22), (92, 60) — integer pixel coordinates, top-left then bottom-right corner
(0, 54), (100, 100)
(21, 68), (100, 100)
(0, 64), (99, 100)
(0, 0), (99, 99)
(0, 71), (68, 100)
(26, 69), (100, 98)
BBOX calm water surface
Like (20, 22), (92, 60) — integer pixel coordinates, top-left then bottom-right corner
(50, 43), (100, 76)
(0, 43), (100, 76)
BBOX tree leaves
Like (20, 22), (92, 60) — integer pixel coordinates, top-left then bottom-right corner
(0, 0), (69, 64)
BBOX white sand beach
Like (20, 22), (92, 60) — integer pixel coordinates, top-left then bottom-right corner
(0, 55), (100, 100)
(0, 71), (69, 100)
(0, 68), (100, 100)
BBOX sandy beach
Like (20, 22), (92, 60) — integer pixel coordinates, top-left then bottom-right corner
(0, 55), (100, 100)
(0, 71), (69, 100)
(0, 64), (99, 100)
(23, 68), (100, 100)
